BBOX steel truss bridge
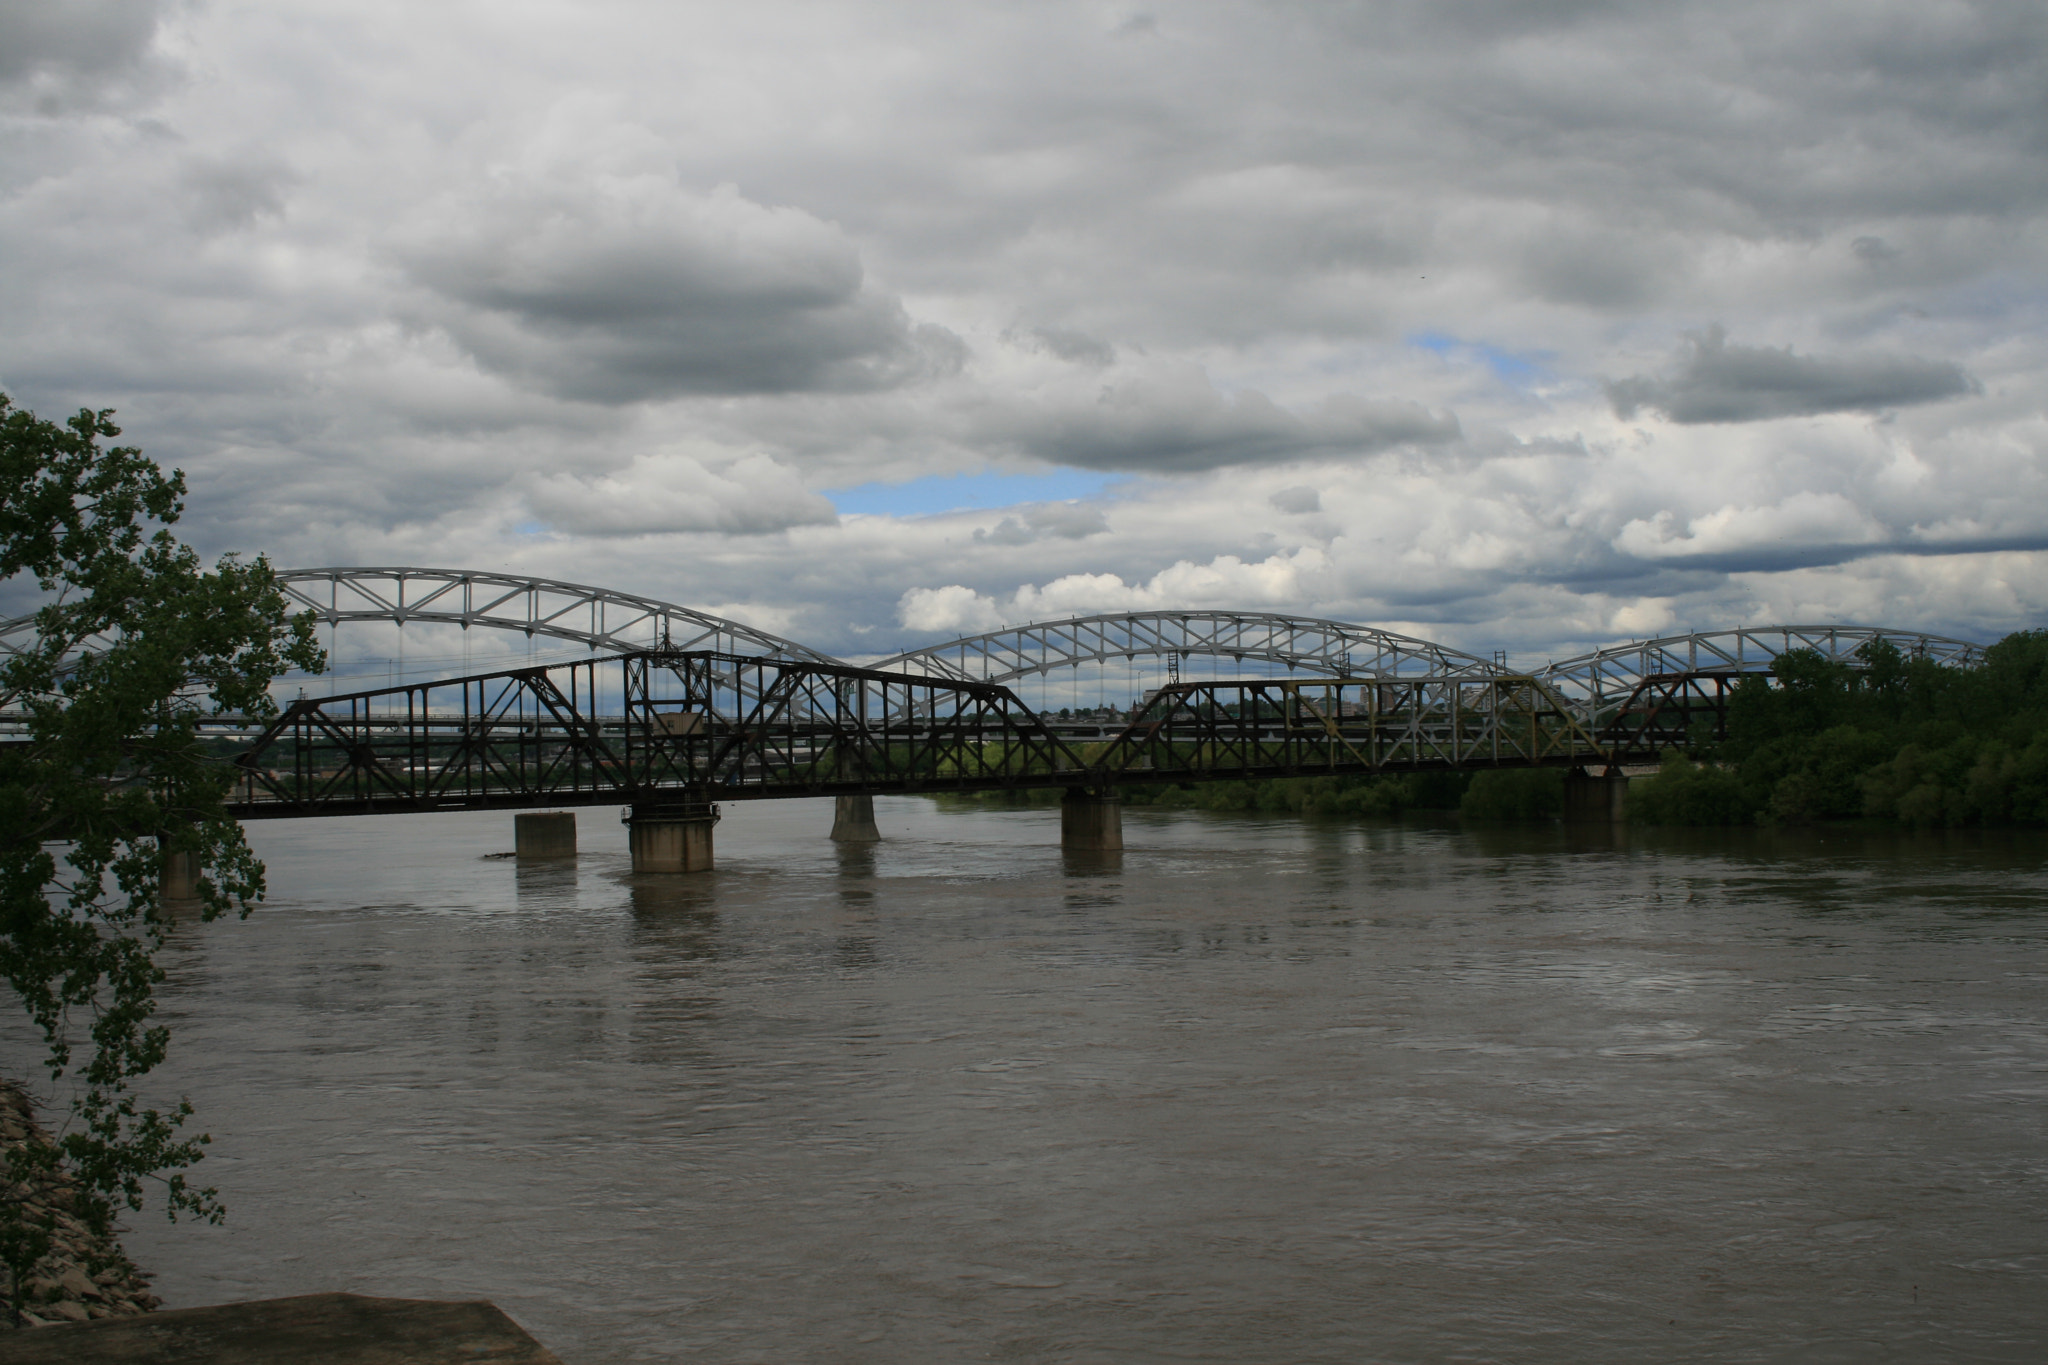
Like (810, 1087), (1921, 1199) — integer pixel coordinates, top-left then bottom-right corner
(228, 650), (1633, 819)
(2, 565), (1988, 818)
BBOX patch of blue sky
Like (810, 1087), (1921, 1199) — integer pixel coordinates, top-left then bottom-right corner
(826, 468), (1123, 518)
(1408, 332), (1551, 386)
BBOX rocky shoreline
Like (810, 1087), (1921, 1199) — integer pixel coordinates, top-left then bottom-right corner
(0, 1081), (161, 1329)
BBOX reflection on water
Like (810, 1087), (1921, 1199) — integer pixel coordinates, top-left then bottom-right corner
(90, 799), (2048, 1363)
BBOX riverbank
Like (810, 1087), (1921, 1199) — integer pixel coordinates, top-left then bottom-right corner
(0, 1082), (160, 1329)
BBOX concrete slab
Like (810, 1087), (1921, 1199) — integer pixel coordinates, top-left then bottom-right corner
(0, 1292), (563, 1365)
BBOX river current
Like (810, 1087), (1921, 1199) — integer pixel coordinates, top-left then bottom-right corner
(97, 799), (2048, 1362)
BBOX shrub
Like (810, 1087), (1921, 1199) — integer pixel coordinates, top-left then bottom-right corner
(1459, 767), (1564, 821)
(1630, 754), (1755, 825)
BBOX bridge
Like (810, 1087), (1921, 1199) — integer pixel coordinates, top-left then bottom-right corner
(18, 566), (1948, 874)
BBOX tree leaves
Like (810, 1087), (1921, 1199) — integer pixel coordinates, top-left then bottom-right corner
(0, 393), (323, 1321)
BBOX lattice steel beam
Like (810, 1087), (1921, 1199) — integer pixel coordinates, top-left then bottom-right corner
(1077, 674), (1607, 782)
(228, 650), (1093, 817)
(866, 610), (1498, 684)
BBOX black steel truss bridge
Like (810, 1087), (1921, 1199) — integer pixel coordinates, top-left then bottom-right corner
(226, 647), (1766, 820)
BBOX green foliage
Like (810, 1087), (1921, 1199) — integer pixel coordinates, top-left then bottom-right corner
(1458, 767), (1563, 821)
(0, 394), (323, 1320)
(1629, 631), (2048, 827)
(1627, 753), (1754, 826)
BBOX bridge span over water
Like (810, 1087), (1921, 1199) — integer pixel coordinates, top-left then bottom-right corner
(65, 566), (1956, 873)
(0, 565), (1988, 872)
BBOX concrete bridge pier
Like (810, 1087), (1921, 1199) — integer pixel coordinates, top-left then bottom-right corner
(1563, 766), (1629, 824)
(515, 811), (577, 859)
(626, 803), (720, 873)
(1061, 787), (1124, 851)
(830, 794), (881, 842)
(160, 850), (199, 902)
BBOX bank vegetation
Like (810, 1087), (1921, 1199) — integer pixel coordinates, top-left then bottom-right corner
(1628, 630), (2048, 827)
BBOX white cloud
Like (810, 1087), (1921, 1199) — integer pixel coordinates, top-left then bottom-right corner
(1613, 492), (1891, 561)
(897, 584), (1005, 635)
(897, 547), (1333, 635)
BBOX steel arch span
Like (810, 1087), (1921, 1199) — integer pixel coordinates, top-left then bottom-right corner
(271, 567), (839, 665)
(865, 610), (1499, 685)
(0, 567), (838, 670)
(1536, 625), (1987, 708)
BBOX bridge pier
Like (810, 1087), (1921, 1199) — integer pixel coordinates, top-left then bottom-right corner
(830, 794), (881, 843)
(1563, 766), (1629, 824)
(626, 803), (720, 873)
(515, 811), (577, 859)
(160, 850), (199, 902)
(1061, 787), (1123, 851)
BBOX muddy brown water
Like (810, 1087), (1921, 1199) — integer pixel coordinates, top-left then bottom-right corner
(78, 799), (2048, 1361)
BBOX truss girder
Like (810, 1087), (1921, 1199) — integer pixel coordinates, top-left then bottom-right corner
(867, 610), (1498, 685)
(1592, 671), (1743, 764)
(229, 650), (1096, 817)
(229, 656), (1620, 818)
(1086, 675), (1606, 783)
(219, 634), (2020, 818)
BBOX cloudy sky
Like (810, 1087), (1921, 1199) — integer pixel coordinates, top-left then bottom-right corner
(3, 0), (2044, 664)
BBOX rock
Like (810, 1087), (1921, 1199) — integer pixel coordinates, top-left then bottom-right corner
(0, 1078), (159, 1333)
(56, 1267), (100, 1300)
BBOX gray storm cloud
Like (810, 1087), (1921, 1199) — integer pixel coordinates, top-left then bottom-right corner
(177, 155), (296, 235)
(0, 0), (162, 82)
(994, 370), (1461, 473)
(1605, 327), (1978, 424)
(397, 179), (965, 404)
(972, 502), (1111, 545)
(1007, 326), (1117, 367)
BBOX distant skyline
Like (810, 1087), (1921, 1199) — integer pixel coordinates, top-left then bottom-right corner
(3, 1), (2044, 663)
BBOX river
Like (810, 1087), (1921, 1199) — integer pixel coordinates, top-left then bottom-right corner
(103, 798), (2048, 1362)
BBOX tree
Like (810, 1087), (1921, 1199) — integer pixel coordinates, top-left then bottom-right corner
(0, 394), (323, 1321)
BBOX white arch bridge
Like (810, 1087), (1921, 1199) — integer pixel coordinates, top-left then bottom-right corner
(0, 564), (1983, 705)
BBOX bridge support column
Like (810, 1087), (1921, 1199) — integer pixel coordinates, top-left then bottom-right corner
(160, 850), (199, 902)
(515, 811), (577, 859)
(1563, 767), (1629, 824)
(1061, 788), (1123, 851)
(830, 794), (881, 843)
(627, 803), (720, 873)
